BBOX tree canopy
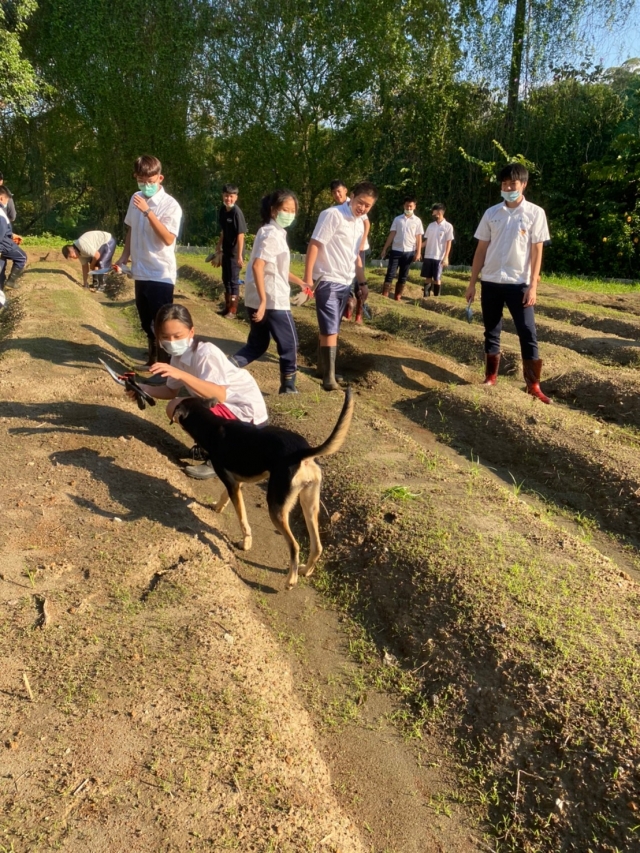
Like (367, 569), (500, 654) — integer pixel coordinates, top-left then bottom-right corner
(0, 0), (638, 277)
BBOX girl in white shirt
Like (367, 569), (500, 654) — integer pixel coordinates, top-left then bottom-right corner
(230, 189), (307, 394)
(129, 303), (268, 479)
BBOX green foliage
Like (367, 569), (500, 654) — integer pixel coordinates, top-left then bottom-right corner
(0, 0), (37, 110)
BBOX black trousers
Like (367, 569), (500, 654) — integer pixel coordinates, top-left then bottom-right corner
(481, 281), (538, 360)
(233, 308), (299, 375)
(222, 253), (241, 296)
(134, 280), (174, 340)
(384, 250), (415, 286)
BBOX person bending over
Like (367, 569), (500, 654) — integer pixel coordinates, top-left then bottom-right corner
(62, 231), (117, 288)
(230, 189), (307, 394)
(128, 304), (268, 480)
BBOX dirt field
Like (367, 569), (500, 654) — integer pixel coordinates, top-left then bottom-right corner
(1, 254), (639, 853)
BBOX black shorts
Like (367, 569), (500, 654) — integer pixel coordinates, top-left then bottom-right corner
(421, 257), (443, 281)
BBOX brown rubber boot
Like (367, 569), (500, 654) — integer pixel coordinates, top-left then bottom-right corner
(344, 295), (356, 320)
(382, 282), (391, 298)
(432, 283), (441, 296)
(482, 353), (501, 386)
(224, 295), (239, 318)
(523, 358), (551, 403)
(220, 293), (230, 315)
(393, 283), (404, 301)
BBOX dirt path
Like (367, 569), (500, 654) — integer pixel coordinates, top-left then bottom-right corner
(0, 265), (481, 852)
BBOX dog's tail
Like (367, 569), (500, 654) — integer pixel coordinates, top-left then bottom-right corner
(304, 386), (355, 461)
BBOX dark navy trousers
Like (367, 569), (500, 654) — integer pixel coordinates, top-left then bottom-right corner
(233, 308), (298, 375)
(481, 281), (539, 360)
(134, 280), (174, 340)
(0, 242), (27, 288)
(222, 254), (242, 296)
(384, 250), (415, 286)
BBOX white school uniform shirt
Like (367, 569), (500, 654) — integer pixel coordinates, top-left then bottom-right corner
(124, 186), (183, 284)
(311, 201), (365, 286)
(390, 214), (424, 252)
(244, 219), (291, 311)
(475, 198), (550, 285)
(75, 230), (113, 263)
(423, 219), (454, 260)
(166, 341), (268, 425)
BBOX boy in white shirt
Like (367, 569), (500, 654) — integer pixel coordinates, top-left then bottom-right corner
(421, 204), (454, 297)
(298, 181), (378, 391)
(380, 198), (423, 301)
(330, 180), (370, 324)
(115, 155), (183, 367)
(466, 163), (551, 403)
(62, 230), (116, 288)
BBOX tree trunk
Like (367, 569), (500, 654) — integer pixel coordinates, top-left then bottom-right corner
(507, 0), (527, 118)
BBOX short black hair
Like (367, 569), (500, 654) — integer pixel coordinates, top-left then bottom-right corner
(330, 180), (347, 192)
(134, 155), (162, 178)
(0, 186), (10, 200)
(222, 183), (239, 195)
(62, 245), (76, 259)
(432, 203), (445, 212)
(0, 172), (4, 181)
(260, 188), (298, 226)
(351, 181), (378, 200)
(498, 163), (529, 183)
(403, 196), (417, 205)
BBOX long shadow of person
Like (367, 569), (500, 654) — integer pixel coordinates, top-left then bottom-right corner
(50, 447), (223, 558)
(4, 401), (191, 463)
(22, 267), (79, 284)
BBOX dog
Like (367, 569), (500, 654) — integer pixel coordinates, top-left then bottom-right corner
(172, 388), (354, 589)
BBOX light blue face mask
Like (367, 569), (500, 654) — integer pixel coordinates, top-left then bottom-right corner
(501, 190), (521, 203)
(161, 337), (193, 356)
(276, 211), (296, 228)
(138, 182), (160, 198)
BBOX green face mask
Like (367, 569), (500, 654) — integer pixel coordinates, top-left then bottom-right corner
(276, 212), (296, 228)
(138, 182), (160, 198)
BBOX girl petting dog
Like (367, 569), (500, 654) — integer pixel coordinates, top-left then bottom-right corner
(127, 303), (268, 480)
(230, 189), (307, 394)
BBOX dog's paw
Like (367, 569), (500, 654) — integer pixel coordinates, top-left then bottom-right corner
(285, 575), (298, 590)
(300, 564), (316, 578)
(241, 535), (252, 551)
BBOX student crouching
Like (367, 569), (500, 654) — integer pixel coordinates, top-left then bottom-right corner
(127, 304), (268, 480)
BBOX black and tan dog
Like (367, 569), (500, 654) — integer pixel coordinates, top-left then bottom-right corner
(172, 388), (354, 589)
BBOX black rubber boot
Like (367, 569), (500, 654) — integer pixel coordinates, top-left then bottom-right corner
(185, 460), (217, 480)
(322, 346), (341, 391)
(315, 342), (325, 378)
(423, 283), (432, 297)
(5, 268), (24, 290)
(433, 283), (442, 296)
(279, 372), (298, 394)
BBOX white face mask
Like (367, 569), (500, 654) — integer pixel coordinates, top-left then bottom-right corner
(404, 208), (414, 217)
(161, 337), (193, 356)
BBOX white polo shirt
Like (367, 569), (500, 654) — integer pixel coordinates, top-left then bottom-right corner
(390, 214), (424, 252)
(475, 198), (550, 284)
(245, 220), (291, 311)
(423, 220), (454, 260)
(166, 341), (268, 425)
(124, 186), (182, 284)
(75, 230), (113, 263)
(311, 201), (365, 286)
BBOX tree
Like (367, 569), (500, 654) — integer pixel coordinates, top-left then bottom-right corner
(0, 0), (37, 112)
